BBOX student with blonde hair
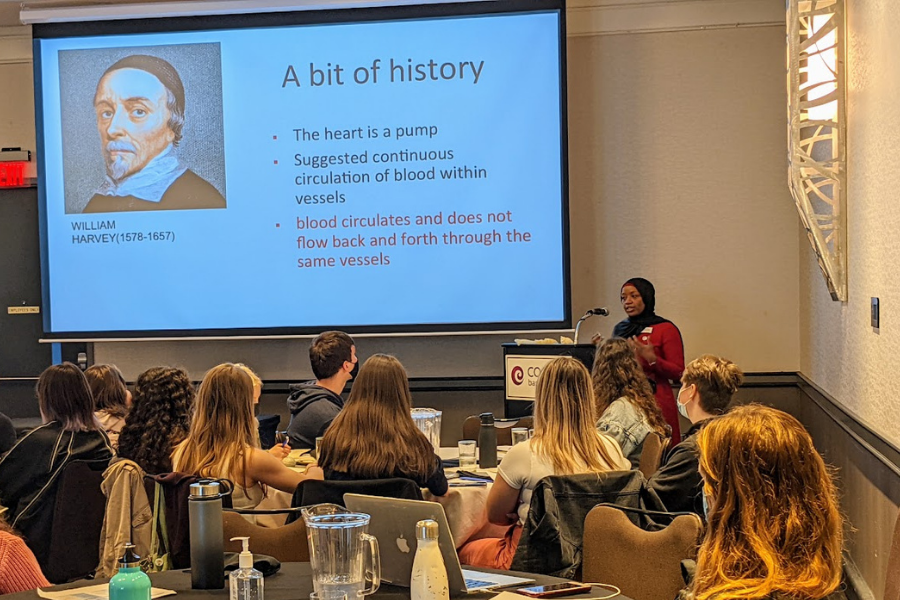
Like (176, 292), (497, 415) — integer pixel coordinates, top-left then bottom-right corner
(649, 354), (743, 513)
(687, 405), (843, 600)
(172, 363), (323, 509)
(317, 354), (447, 496)
(592, 338), (670, 467)
(459, 356), (629, 569)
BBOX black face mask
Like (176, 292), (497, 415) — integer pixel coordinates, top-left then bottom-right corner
(349, 359), (360, 379)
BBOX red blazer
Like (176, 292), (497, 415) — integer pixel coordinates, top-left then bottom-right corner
(633, 321), (685, 442)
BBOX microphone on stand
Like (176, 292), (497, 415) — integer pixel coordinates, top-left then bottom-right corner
(574, 307), (609, 344)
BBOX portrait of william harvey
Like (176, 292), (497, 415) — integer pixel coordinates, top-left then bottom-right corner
(59, 44), (226, 214)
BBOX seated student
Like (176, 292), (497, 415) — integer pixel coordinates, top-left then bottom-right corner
(286, 331), (357, 449)
(117, 366), (194, 475)
(685, 405), (842, 600)
(0, 514), (50, 593)
(592, 338), (671, 467)
(172, 363), (323, 510)
(85, 364), (132, 450)
(317, 354), (448, 496)
(459, 356), (629, 570)
(236, 363), (290, 460)
(648, 354), (742, 514)
(0, 412), (16, 456)
(0, 363), (113, 564)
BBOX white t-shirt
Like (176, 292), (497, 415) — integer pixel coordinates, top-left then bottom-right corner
(497, 435), (629, 524)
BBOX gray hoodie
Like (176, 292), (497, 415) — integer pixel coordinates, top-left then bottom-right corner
(285, 382), (344, 449)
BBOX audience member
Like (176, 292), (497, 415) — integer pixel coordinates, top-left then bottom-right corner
(459, 356), (629, 569)
(286, 331), (357, 449)
(612, 277), (685, 441)
(117, 366), (194, 474)
(317, 354), (448, 496)
(685, 405), (842, 600)
(592, 338), (671, 467)
(236, 363), (290, 460)
(172, 363), (323, 510)
(85, 364), (132, 450)
(0, 363), (112, 563)
(648, 354), (742, 513)
(0, 412), (16, 456)
(0, 514), (49, 593)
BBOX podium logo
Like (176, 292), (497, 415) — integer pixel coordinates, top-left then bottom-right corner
(511, 366), (525, 385)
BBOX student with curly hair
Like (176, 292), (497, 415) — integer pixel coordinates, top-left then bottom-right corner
(685, 405), (843, 600)
(592, 338), (671, 467)
(85, 364), (132, 450)
(117, 367), (194, 474)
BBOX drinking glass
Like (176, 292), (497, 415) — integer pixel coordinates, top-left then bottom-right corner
(314, 436), (324, 460)
(458, 440), (477, 468)
(510, 427), (529, 446)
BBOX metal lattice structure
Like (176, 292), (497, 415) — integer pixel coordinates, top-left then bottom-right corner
(787, 0), (847, 301)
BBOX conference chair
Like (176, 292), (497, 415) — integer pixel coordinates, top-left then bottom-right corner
(44, 460), (108, 583)
(582, 505), (702, 600)
(461, 415), (534, 446)
(637, 432), (669, 479)
(286, 478), (423, 523)
(223, 511), (309, 563)
(510, 470), (667, 579)
(885, 507), (900, 600)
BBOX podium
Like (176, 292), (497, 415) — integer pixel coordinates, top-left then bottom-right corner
(502, 343), (596, 418)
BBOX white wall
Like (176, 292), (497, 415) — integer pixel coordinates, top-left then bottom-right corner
(0, 0), (802, 381)
(800, 0), (900, 449)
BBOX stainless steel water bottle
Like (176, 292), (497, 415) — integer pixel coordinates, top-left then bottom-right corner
(189, 481), (224, 589)
(478, 413), (497, 468)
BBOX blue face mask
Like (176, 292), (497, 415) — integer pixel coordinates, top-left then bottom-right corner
(677, 385), (691, 419)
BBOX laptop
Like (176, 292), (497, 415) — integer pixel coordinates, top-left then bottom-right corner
(344, 494), (535, 596)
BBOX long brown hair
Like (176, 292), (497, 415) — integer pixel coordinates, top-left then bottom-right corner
(591, 339), (669, 436)
(532, 356), (620, 473)
(36, 362), (101, 432)
(691, 405), (843, 600)
(171, 364), (258, 483)
(318, 354), (435, 480)
(85, 364), (130, 419)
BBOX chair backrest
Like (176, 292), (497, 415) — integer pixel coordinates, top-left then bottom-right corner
(257, 414), (281, 450)
(223, 511), (310, 562)
(583, 505), (701, 600)
(885, 507), (900, 600)
(510, 470), (667, 578)
(144, 472), (203, 569)
(287, 478), (424, 523)
(638, 432), (667, 479)
(462, 415), (480, 441)
(45, 460), (107, 583)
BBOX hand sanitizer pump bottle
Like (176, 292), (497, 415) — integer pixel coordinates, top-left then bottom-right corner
(229, 537), (264, 600)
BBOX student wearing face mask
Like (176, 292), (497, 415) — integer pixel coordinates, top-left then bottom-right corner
(647, 355), (742, 515)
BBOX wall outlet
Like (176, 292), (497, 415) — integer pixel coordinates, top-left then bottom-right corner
(872, 297), (880, 329)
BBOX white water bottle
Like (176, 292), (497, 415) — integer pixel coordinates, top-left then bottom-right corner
(411, 519), (450, 600)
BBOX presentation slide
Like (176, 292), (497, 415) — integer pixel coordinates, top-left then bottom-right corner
(35, 5), (568, 336)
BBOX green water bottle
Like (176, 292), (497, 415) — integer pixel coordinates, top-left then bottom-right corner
(109, 543), (151, 600)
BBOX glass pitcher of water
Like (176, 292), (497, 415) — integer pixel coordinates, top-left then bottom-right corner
(411, 408), (442, 449)
(302, 504), (380, 598)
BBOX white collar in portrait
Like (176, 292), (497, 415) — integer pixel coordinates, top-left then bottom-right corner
(96, 144), (187, 202)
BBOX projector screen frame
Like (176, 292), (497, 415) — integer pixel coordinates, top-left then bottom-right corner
(34, 0), (572, 340)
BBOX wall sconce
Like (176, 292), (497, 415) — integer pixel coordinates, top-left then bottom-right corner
(788, 0), (846, 301)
